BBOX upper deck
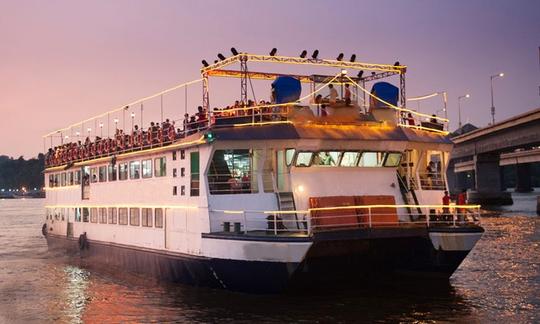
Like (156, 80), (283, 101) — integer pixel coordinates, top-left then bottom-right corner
(43, 49), (450, 170)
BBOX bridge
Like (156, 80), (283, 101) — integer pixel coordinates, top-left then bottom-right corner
(448, 107), (540, 205)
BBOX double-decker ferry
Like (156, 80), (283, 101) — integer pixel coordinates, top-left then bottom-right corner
(42, 50), (484, 293)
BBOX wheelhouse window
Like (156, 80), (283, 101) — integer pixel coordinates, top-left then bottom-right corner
(358, 152), (386, 167)
(142, 159), (152, 178)
(142, 208), (153, 227)
(207, 149), (257, 195)
(108, 207), (117, 224)
(312, 151), (340, 166)
(119, 163), (128, 180)
(295, 152), (313, 167)
(108, 164), (117, 181)
(118, 208), (128, 225)
(130, 161), (141, 179)
(129, 208), (140, 226)
(74, 170), (81, 185)
(98, 166), (107, 182)
(61, 173), (66, 186)
(90, 168), (98, 183)
(154, 157), (166, 177)
(384, 152), (402, 167)
(340, 152), (360, 167)
(285, 149), (296, 166)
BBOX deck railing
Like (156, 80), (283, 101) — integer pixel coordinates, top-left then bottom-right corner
(209, 204), (481, 237)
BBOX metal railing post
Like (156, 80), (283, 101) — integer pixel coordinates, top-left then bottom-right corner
(273, 213), (278, 235)
(242, 211), (247, 234)
(368, 207), (372, 228)
(453, 208), (457, 226)
(426, 207), (430, 227)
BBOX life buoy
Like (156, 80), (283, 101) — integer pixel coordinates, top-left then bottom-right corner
(78, 233), (88, 250)
(41, 223), (47, 236)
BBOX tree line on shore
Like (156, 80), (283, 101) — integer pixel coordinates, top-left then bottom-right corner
(0, 155), (45, 190)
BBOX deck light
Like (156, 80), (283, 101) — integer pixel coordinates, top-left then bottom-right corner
(130, 112), (135, 118)
(76, 131), (80, 136)
(201, 60), (209, 67)
(65, 135), (69, 139)
(311, 50), (319, 59)
(336, 53), (344, 61)
(205, 132), (215, 142)
(341, 69), (348, 75)
(217, 53), (226, 61)
(350, 54), (356, 62)
(87, 128), (91, 133)
(499, 72), (504, 77)
(269, 48), (277, 56)
(300, 50), (307, 58)
(214, 60), (218, 64)
(357, 70), (364, 79)
(231, 47), (239, 56)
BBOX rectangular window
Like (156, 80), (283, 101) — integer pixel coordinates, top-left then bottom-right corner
(118, 208), (128, 225)
(130, 161), (141, 179)
(90, 168), (98, 183)
(181, 185), (185, 196)
(99, 166), (107, 182)
(312, 151), (341, 166)
(340, 152), (360, 167)
(180, 150), (185, 160)
(358, 152), (386, 167)
(99, 207), (107, 223)
(142, 159), (152, 178)
(129, 208), (140, 226)
(54, 174), (60, 187)
(74, 208), (81, 222)
(173, 168), (177, 177)
(172, 151), (177, 161)
(119, 163), (128, 180)
(173, 186), (177, 196)
(190, 152), (200, 196)
(108, 164), (117, 181)
(61, 173), (66, 186)
(295, 152), (313, 167)
(82, 208), (89, 222)
(180, 167), (185, 177)
(90, 207), (98, 223)
(207, 149), (259, 195)
(155, 208), (163, 228)
(49, 174), (54, 187)
(384, 153), (403, 167)
(108, 207), (117, 224)
(68, 172), (74, 185)
(154, 157), (166, 177)
(74, 170), (81, 185)
(142, 208), (153, 227)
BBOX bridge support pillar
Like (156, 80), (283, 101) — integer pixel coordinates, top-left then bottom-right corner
(515, 163), (533, 193)
(468, 153), (513, 205)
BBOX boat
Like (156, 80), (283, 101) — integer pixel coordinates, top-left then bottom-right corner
(42, 50), (484, 293)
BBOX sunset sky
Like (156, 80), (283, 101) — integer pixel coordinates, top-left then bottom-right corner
(1, 0), (539, 158)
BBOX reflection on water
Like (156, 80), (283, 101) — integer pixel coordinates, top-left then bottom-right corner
(0, 196), (538, 323)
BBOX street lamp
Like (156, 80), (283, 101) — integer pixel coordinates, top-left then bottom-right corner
(490, 72), (504, 124)
(130, 112), (135, 132)
(113, 118), (119, 132)
(458, 94), (470, 129)
(99, 122), (104, 137)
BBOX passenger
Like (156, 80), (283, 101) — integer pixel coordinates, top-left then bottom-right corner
(241, 173), (250, 192)
(442, 190), (451, 221)
(457, 189), (467, 221)
(426, 161), (434, 188)
(327, 84), (338, 105)
(188, 116), (197, 135)
(430, 114), (438, 124)
(321, 104), (328, 117)
(344, 84), (351, 106)
(314, 94), (323, 116)
(406, 113), (415, 126)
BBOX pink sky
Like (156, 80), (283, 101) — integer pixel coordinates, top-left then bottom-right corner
(1, 0), (539, 158)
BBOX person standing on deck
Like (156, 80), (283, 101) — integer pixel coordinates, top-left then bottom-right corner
(344, 84), (352, 106)
(327, 84), (338, 105)
(442, 191), (451, 221)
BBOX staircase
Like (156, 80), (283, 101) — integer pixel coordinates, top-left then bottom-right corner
(396, 172), (423, 221)
(276, 192), (301, 229)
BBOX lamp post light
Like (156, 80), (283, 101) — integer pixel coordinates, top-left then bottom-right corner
(114, 118), (119, 132)
(490, 72), (504, 124)
(130, 112), (135, 132)
(99, 122), (104, 137)
(458, 94), (470, 129)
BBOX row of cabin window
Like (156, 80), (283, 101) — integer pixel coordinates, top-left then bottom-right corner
(89, 157), (166, 183)
(72, 207), (164, 228)
(48, 157), (167, 187)
(292, 150), (403, 168)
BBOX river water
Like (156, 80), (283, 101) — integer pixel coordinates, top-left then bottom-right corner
(0, 194), (538, 323)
